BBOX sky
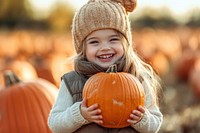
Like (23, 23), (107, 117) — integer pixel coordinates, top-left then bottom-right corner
(30, 0), (199, 15)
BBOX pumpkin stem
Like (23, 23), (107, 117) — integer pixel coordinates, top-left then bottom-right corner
(106, 64), (117, 73)
(4, 70), (21, 87)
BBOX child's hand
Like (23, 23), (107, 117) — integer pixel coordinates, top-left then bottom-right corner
(80, 98), (103, 124)
(127, 106), (145, 125)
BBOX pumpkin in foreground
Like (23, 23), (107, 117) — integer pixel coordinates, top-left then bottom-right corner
(0, 71), (58, 133)
(82, 65), (145, 128)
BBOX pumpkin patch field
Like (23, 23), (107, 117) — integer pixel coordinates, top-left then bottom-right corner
(0, 27), (200, 132)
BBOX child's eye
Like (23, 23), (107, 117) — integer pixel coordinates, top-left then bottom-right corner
(90, 41), (98, 44)
(88, 40), (99, 45)
(110, 38), (120, 42)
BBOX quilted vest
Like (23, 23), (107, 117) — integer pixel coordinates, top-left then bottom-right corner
(62, 71), (139, 133)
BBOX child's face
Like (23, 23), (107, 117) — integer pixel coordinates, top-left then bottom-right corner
(85, 29), (124, 69)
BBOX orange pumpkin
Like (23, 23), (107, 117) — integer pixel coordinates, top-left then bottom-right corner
(148, 51), (169, 77)
(0, 71), (58, 133)
(189, 57), (200, 98)
(174, 50), (197, 80)
(82, 65), (145, 128)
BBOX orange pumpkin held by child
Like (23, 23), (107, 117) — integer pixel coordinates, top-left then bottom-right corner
(82, 65), (145, 128)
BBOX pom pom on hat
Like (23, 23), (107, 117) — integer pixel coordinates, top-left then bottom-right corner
(89, 0), (137, 12)
(111, 0), (137, 12)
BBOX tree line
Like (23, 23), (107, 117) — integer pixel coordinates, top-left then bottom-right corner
(0, 0), (199, 31)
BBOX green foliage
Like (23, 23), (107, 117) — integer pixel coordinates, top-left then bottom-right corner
(186, 8), (200, 27)
(0, 0), (33, 28)
(130, 7), (177, 28)
(46, 3), (75, 32)
(0, 1), (199, 30)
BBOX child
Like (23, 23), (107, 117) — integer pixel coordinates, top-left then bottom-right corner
(48, 0), (163, 133)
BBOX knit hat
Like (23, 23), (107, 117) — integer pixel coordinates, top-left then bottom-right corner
(72, 0), (137, 53)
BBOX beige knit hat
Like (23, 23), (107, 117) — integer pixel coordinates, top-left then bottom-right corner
(72, 0), (137, 53)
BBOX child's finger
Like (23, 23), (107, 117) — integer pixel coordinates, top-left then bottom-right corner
(93, 119), (103, 124)
(138, 106), (145, 113)
(87, 103), (99, 111)
(91, 115), (103, 120)
(90, 109), (101, 115)
(132, 110), (143, 117)
(127, 119), (137, 124)
(130, 113), (140, 119)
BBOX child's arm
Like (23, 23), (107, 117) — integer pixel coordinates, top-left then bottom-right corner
(48, 80), (90, 133)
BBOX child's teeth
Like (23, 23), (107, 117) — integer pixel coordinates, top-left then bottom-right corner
(100, 54), (112, 59)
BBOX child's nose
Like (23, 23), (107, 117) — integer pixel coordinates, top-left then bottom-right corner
(100, 43), (111, 51)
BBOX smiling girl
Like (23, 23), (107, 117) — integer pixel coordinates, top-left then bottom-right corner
(48, 0), (163, 133)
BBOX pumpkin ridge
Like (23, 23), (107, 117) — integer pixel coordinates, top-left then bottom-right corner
(13, 83), (44, 132)
(28, 83), (50, 132)
(21, 84), (34, 131)
(9, 85), (26, 132)
(17, 84), (31, 132)
(0, 94), (7, 132)
(104, 74), (113, 124)
(5, 97), (13, 132)
(117, 73), (128, 127)
(22, 83), (42, 132)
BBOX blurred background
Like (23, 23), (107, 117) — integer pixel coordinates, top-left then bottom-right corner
(0, 0), (200, 132)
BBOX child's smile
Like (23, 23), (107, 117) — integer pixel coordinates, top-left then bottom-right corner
(97, 53), (114, 62)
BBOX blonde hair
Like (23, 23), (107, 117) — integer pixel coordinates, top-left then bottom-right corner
(121, 34), (162, 106)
